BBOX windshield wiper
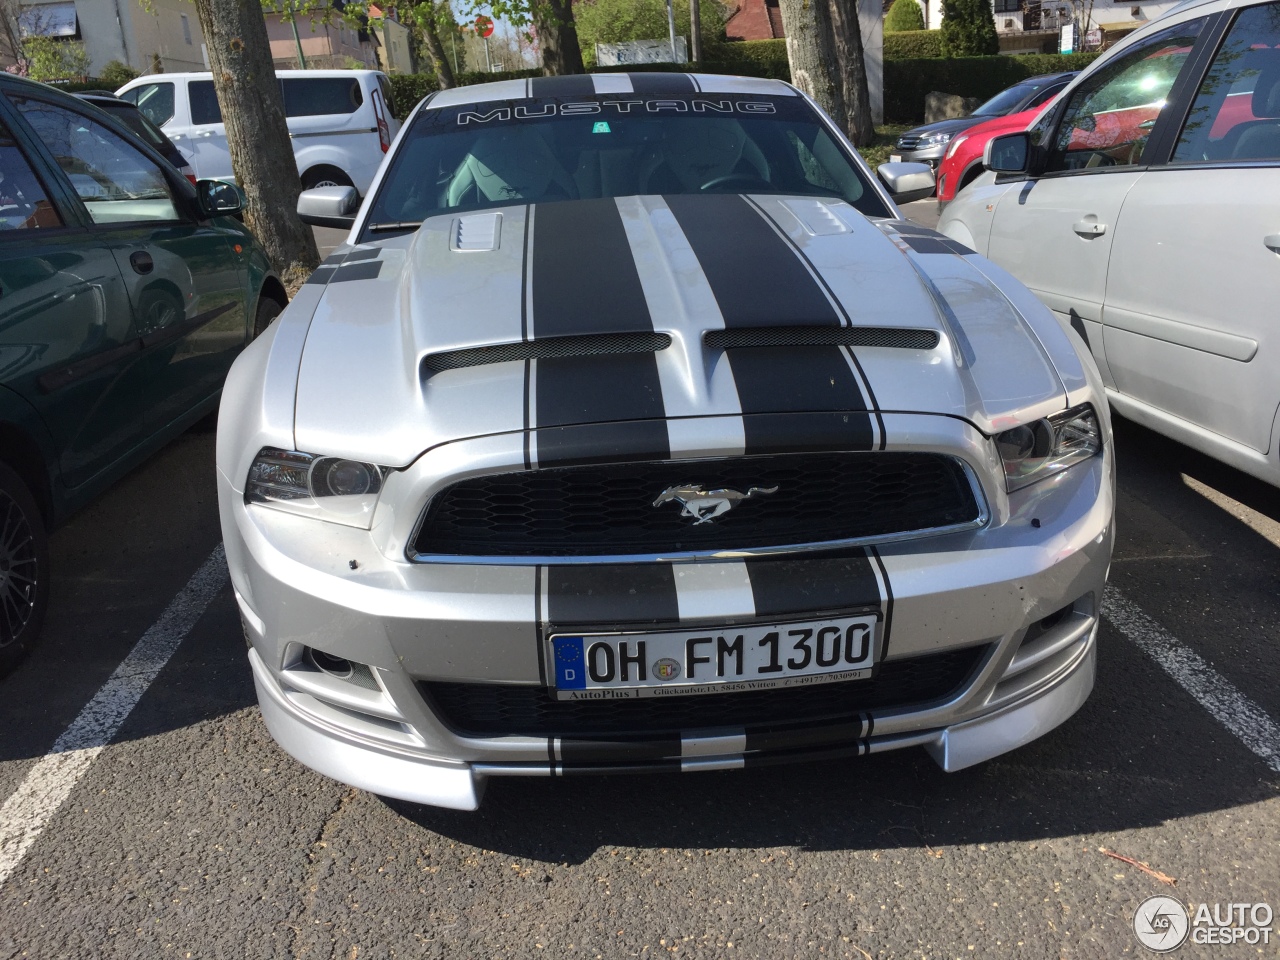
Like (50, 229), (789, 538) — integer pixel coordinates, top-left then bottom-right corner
(368, 220), (422, 232)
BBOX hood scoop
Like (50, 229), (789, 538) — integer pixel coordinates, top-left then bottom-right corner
(705, 326), (940, 350)
(451, 212), (503, 252)
(422, 331), (672, 373)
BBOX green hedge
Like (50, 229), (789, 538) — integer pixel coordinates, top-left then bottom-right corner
(883, 30), (944, 59)
(884, 52), (1100, 121)
(387, 68), (541, 116)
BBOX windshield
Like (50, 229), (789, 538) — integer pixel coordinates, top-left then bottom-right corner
(362, 93), (887, 234)
(972, 83), (1040, 117)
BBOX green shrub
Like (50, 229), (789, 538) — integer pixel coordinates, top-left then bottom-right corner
(940, 0), (999, 56)
(883, 52), (1101, 121)
(885, 0), (926, 33)
(98, 60), (140, 88)
(883, 30), (944, 59)
(705, 38), (789, 73)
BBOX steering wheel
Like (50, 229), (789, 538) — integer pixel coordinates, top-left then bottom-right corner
(699, 173), (771, 192)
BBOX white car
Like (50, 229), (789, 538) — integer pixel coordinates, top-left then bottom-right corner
(939, 0), (1280, 487)
(116, 70), (399, 194)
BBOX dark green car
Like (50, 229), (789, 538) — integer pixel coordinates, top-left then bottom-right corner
(0, 75), (287, 675)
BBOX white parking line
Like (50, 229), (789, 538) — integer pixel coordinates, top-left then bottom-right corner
(0, 546), (227, 888)
(1103, 587), (1280, 774)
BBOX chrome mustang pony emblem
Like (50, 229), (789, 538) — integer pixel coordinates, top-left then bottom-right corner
(652, 484), (779, 525)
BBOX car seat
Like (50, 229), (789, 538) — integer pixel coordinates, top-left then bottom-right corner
(1227, 62), (1280, 159)
(637, 119), (769, 194)
(447, 126), (578, 207)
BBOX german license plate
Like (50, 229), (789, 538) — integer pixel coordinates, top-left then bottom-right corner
(549, 614), (878, 700)
(889, 153), (903, 163)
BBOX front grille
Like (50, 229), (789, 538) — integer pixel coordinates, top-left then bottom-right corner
(896, 136), (922, 149)
(412, 452), (981, 559)
(420, 645), (988, 738)
(704, 326), (939, 351)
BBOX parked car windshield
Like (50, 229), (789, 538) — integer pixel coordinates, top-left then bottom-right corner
(971, 82), (1042, 117)
(363, 94), (889, 232)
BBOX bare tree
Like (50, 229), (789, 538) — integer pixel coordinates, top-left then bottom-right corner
(191, 0), (319, 283)
(778, 0), (875, 146)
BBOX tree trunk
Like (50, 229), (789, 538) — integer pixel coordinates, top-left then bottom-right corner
(690, 0), (702, 63)
(827, 0), (874, 145)
(777, 0), (844, 128)
(419, 4), (455, 88)
(191, 0), (318, 284)
(534, 0), (585, 76)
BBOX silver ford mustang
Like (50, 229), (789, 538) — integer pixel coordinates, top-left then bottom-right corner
(217, 73), (1115, 810)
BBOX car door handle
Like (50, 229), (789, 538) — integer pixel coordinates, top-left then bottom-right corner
(129, 251), (154, 275)
(1073, 219), (1107, 237)
(1265, 234), (1280, 253)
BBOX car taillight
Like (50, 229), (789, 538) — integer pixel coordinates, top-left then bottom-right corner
(183, 166), (197, 186)
(373, 91), (390, 153)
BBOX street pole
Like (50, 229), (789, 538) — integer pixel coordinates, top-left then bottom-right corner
(285, 0), (307, 68)
(664, 0), (678, 62)
(690, 0), (701, 63)
(451, 27), (458, 73)
(484, 33), (491, 71)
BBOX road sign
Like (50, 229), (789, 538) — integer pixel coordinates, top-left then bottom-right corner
(475, 15), (494, 38)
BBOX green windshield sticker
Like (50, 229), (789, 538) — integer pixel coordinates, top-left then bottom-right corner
(592, 121), (611, 134)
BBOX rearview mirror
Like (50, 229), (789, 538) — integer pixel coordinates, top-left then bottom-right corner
(298, 186), (359, 229)
(876, 161), (936, 206)
(198, 179), (243, 217)
(985, 132), (1031, 174)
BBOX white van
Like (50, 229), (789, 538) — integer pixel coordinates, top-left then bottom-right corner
(116, 69), (399, 195)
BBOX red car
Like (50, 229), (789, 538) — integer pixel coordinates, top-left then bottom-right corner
(934, 76), (1077, 212)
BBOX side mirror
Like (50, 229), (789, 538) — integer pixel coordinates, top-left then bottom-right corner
(298, 186), (359, 229)
(197, 179), (243, 217)
(876, 161), (936, 205)
(985, 132), (1031, 175)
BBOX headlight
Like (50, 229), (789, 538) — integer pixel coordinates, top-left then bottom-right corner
(944, 134), (969, 160)
(995, 405), (1101, 492)
(918, 131), (953, 148)
(245, 447), (387, 527)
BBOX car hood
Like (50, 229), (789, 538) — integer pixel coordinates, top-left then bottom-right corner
(961, 107), (1039, 142)
(292, 194), (1080, 466)
(901, 116), (988, 139)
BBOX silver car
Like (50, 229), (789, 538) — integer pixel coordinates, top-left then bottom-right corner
(218, 73), (1114, 810)
(939, 0), (1280, 488)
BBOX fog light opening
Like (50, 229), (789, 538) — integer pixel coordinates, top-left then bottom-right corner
(309, 648), (354, 679)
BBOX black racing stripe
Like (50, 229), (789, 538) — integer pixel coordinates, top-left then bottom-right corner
(531, 74), (596, 98)
(305, 264), (337, 285)
(664, 193), (840, 328)
(546, 564), (680, 626)
(738, 411), (873, 453)
(534, 563), (546, 686)
(628, 73), (697, 94)
(901, 234), (970, 256)
(557, 760), (683, 775)
(868, 547), (895, 660)
(745, 718), (865, 754)
(342, 247), (381, 262)
(531, 198), (653, 336)
(320, 254), (346, 266)
(744, 552), (882, 618)
(547, 739), (557, 777)
(741, 741), (865, 769)
(332, 260), (382, 282)
(535, 419), (670, 469)
(530, 198), (668, 452)
(559, 737), (681, 763)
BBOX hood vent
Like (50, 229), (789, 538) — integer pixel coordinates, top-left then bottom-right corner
(704, 326), (940, 351)
(423, 332), (672, 373)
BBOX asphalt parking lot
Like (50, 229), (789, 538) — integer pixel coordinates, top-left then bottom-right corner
(1, 219), (1277, 960)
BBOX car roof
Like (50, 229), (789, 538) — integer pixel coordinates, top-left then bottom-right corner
(425, 73), (798, 110)
(123, 69), (385, 83)
(1025, 72), (1079, 83)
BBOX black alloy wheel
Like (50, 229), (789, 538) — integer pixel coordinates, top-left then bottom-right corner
(0, 462), (48, 678)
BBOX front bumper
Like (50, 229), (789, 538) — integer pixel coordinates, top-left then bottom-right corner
(890, 145), (946, 169)
(221, 418), (1113, 811)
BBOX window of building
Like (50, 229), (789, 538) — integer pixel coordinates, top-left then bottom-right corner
(181, 14), (192, 45)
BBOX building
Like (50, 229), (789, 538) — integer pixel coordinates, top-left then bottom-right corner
(909, 0), (1178, 52)
(367, 4), (416, 74)
(264, 3), (378, 71)
(13, 0), (207, 76)
(725, 0), (785, 41)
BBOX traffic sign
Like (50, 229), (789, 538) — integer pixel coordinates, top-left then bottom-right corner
(475, 15), (494, 38)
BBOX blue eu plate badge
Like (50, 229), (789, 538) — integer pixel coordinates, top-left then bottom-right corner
(554, 637), (586, 690)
